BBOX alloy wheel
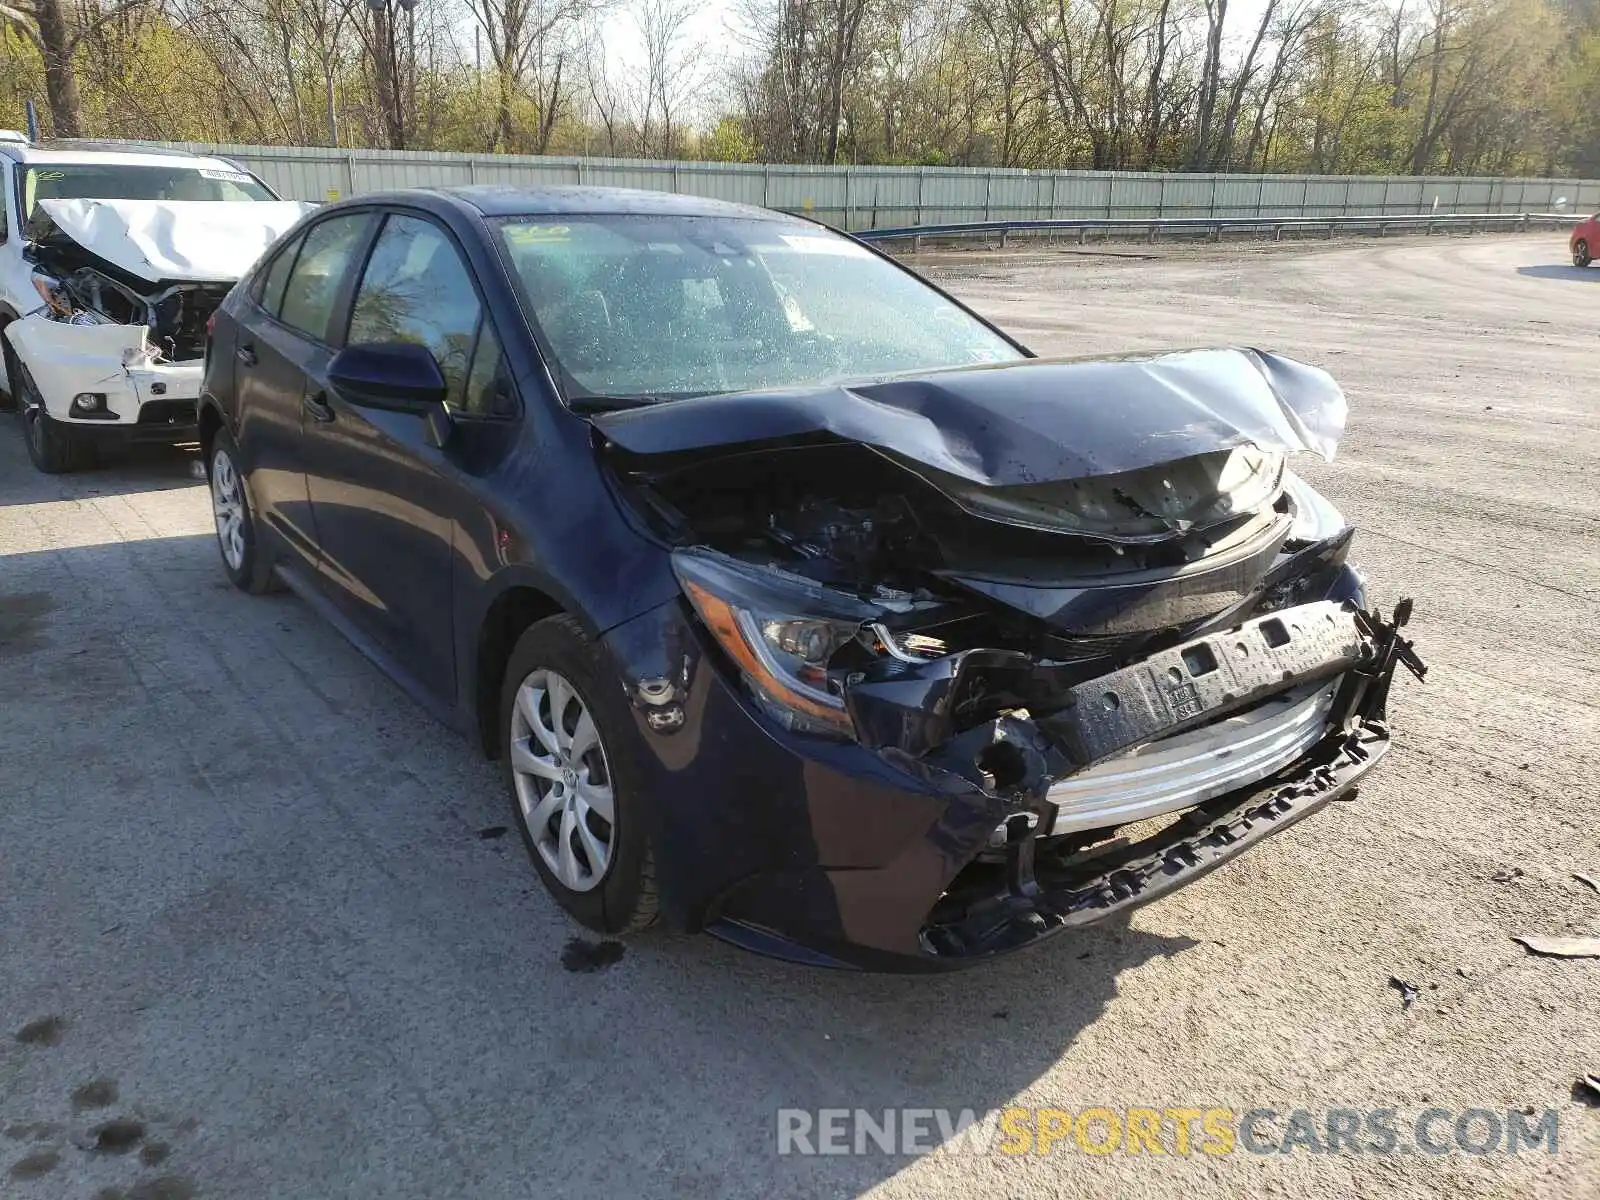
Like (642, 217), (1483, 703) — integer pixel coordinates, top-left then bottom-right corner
(211, 447), (246, 571)
(1575, 239), (1590, 267)
(509, 668), (616, 893)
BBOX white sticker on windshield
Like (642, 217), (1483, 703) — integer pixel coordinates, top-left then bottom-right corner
(199, 169), (253, 183)
(774, 233), (873, 258)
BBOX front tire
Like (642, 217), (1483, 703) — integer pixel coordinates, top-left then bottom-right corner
(500, 614), (658, 935)
(0, 333), (19, 413)
(14, 360), (84, 474)
(1574, 239), (1591, 268)
(208, 428), (277, 594)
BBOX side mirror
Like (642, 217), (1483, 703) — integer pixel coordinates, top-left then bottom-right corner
(328, 342), (447, 412)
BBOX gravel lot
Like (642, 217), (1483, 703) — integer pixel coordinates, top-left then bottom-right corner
(2, 231), (1597, 1199)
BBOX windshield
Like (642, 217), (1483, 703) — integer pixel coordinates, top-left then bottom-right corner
(495, 215), (1021, 402)
(20, 164), (274, 224)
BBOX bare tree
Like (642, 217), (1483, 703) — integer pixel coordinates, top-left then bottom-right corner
(0, 0), (149, 135)
(632, 0), (702, 155)
(465, 0), (596, 152)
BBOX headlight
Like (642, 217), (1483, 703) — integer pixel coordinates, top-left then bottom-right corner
(1281, 470), (1349, 542)
(672, 550), (872, 738)
(31, 272), (71, 317)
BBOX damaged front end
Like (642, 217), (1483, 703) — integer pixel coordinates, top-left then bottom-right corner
(598, 349), (1426, 966)
(5, 197), (311, 433)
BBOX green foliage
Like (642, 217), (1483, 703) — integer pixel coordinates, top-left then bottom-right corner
(703, 116), (758, 162)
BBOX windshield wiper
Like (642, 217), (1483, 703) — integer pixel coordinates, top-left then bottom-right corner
(569, 394), (667, 413)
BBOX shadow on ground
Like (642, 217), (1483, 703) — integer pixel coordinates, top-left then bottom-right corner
(1, 522), (1196, 1199)
(1515, 262), (1600, 282)
(0, 438), (201, 507)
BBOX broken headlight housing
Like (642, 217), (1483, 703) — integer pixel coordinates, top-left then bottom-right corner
(30, 271), (72, 318)
(1282, 471), (1348, 543)
(672, 550), (872, 738)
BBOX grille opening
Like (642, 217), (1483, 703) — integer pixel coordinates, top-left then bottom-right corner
(1259, 617), (1291, 648)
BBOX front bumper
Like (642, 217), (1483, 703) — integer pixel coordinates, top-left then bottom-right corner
(5, 316), (200, 439)
(600, 591), (1421, 972)
(714, 719), (1387, 969)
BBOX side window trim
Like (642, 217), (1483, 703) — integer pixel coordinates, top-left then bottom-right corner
(458, 315), (516, 422)
(342, 206), (522, 421)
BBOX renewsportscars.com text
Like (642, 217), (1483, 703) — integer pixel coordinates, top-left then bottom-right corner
(775, 1106), (1561, 1157)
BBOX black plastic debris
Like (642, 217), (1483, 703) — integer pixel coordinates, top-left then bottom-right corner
(1388, 976), (1420, 1009)
(81, 1117), (144, 1155)
(476, 826), (508, 840)
(1491, 866), (1524, 883)
(1574, 1075), (1600, 1107)
(561, 939), (625, 973)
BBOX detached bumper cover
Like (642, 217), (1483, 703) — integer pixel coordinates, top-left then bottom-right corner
(919, 719), (1388, 960)
(712, 718), (1387, 969)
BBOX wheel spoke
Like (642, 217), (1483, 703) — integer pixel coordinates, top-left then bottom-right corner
(557, 805), (582, 887)
(509, 735), (560, 781)
(526, 785), (563, 832)
(575, 776), (614, 823)
(569, 710), (598, 762)
(518, 684), (561, 756)
(547, 674), (573, 752)
(575, 815), (609, 877)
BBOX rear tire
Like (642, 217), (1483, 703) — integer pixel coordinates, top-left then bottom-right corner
(15, 360), (83, 474)
(1574, 239), (1591, 268)
(208, 427), (278, 594)
(500, 614), (658, 935)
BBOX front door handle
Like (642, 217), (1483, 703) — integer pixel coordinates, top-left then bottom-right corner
(304, 391), (335, 423)
(236, 344), (258, 367)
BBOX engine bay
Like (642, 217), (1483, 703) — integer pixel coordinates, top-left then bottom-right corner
(616, 439), (1359, 752)
(29, 260), (226, 363)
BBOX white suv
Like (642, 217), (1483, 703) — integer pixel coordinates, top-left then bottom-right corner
(0, 134), (312, 472)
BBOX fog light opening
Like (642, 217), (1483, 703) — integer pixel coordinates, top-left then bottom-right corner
(70, 392), (105, 415)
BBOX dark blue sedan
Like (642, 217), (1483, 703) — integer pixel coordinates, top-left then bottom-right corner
(198, 186), (1420, 970)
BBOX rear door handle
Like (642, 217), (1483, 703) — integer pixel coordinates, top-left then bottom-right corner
(304, 391), (335, 423)
(235, 344), (257, 367)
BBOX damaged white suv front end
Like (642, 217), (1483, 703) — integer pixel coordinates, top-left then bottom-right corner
(0, 148), (311, 472)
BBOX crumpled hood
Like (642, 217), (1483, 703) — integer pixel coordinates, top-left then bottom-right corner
(36, 198), (316, 284)
(592, 348), (1346, 486)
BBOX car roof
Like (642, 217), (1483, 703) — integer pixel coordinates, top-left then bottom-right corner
(0, 140), (247, 172)
(354, 184), (795, 223)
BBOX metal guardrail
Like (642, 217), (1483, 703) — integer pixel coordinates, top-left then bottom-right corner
(855, 212), (1574, 245)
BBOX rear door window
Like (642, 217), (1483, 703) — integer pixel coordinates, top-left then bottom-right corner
(255, 233), (302, 317)
(278, 213), (370, 342)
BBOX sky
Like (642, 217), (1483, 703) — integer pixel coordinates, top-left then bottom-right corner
(593, 0), (1286, 130)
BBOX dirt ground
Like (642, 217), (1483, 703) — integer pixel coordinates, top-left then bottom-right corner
(1, 231), (1597, 1199)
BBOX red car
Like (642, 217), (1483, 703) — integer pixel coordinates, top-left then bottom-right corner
(1571, 215), (1599, 267)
